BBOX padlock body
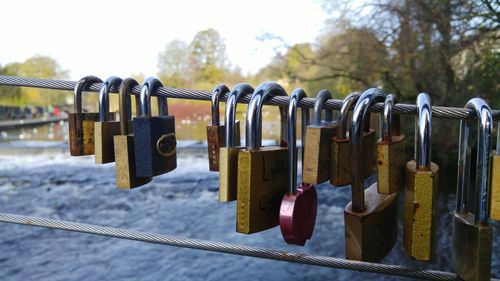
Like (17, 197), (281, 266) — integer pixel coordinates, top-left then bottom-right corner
(133, 116), (177, 177)
(95, 121), (121, 164)
(237, 147), (289, 234)
(344, 184), (397, 262)
(219, 146), (243, 202)
(114, 134), (152, 189)
(68, 112), (99, 156)
(330, 130), (375, 186)
(377, 135), (405, 194)
(403, 160), (439, 260)
(303, 124), (336, 184)
(452, 212), (492, 281)
(490, 153), (500, 220)
(279, 183), (317, 246)
(206, 121), (240, 172)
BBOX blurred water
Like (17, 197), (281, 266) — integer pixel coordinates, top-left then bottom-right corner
(0, 141), (498, 280)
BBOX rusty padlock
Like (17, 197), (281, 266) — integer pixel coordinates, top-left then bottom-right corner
(113, 78), (152, 189)
(330, 92), (374, 186)
(303, 90), (337, 184)
(377, 94), (406, 194)
(95, 76), (122, 164)
(133, 77), (177, 177)
(280, 88), (317, 246)
(403, 93), (439, 261)
(344, 88), (397, 262)
(452, 98), (493, 281)
(490, 122), (500, 220)
(237, 81), (289, 234)
(206, 84), (230, 171)
(68, 75), (102, 156)
(218, 83), (253, 202)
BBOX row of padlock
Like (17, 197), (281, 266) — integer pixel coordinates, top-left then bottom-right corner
(205, 82), (499, 281)
(67, 75), (497, 281)
(68, 76), (177, 188)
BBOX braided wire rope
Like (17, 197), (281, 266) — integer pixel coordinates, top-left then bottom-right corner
(0, 212), (489, 281)
(0, 75), (498, 121)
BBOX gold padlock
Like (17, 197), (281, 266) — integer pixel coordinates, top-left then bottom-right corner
(377, 94), (406, 194)
(303, 90), (337, 184)
(237, 81), (289, 234)
(344, 88), (397, 262)
(206, 84), (231, 171)
(330, 92), (375, 186)
(490, 123), (500, 220)
(452, 98), (493, 281)
(95, 76), (122, 164)
(403, 93), (439, 261)
(218, 83), (253, 202)
(68, 76), (102, 156)
(113, 78), (152, 189)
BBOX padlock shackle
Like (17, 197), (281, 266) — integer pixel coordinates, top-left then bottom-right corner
(312, 90), (333, 127)
(288, 88), (307, 195)
(350, 88), (387, 212)
(138, 77), (165, 117)
(73, 75), (103, 113)
(415, 93), (432, 169)
(245, 81), (288, 150)
(336, 92), (360, 139)
(456, 98), (493, 224)
(118, 78), (139, 136)
(210, 84), (230, 126)
(225, 83), (254, 147)
(98, 76), (122, 122)
(381, 94), (400, 142)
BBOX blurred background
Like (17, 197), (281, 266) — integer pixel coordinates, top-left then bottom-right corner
(0, 0), (499, 280)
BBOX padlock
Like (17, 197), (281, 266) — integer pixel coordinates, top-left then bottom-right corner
(133, 77), (177, 177)
(237, 81), (289, 234)
(280, 88), (317, 246)
(113, 78), (152, 189)
(68, 75), (102, 156)
(330, 92), (375, 186)
(344, 88), (397, 262)
(403, 93), (439, 261)
(206, 84), (240, 171)
(452, 98), (493, 281)
(490, 123), (500, 220)
(218, 83), (253, 202)
(303, 90), (337, 184)
(95, 76), (123, 164)
(377, 94), (406, 194)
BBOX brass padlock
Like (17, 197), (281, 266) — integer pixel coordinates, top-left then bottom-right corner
(95, 76), (122, 164)
(344, 88), (397, 262)
(279, 88), (317, 246)
(206, 84), (230, 171)
(452, 98), (493, 281)
(303, 90), (337, 184)
(218, 83), (253, 202)
(68, 75), (102, 156)
(490, 123), (500, 220)
(377, 94), (406, 194)
(403, 93), (439, 261)
(330, 92), (375, 186)
(237, 81), (288, 234)
(113, 78), (152, 189)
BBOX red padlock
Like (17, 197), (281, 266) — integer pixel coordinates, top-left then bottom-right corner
(279, 88), (318, 246)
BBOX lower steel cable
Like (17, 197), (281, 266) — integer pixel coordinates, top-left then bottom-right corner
(1, 212), (495, 281)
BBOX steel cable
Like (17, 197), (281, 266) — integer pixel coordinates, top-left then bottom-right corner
(0, 212), (488, 281)
(0, 75), (498, 121)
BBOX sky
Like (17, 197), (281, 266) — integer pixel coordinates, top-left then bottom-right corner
(0, 0), (331, 80)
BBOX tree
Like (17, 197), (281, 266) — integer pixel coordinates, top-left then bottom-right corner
(189, 28), (228, 86)
(157, 40), (190, 87)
